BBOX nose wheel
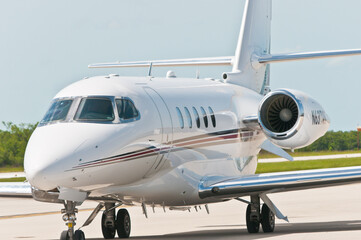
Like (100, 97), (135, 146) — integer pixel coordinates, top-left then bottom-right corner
(60, 201), (85, 240)
(60, 230), (85, 240)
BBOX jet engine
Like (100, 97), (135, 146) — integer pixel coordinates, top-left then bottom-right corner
(258, 89), (330, 149)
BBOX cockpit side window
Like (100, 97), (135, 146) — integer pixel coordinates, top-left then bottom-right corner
(41, 99), (73, 124)
(75, 98), (115, 121)
(116, 98), (139, 120)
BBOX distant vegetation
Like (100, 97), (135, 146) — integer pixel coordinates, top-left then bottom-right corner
(298, 130), (359, 152)
(0, 122), (37, 167)
(0, 122), (360, 169)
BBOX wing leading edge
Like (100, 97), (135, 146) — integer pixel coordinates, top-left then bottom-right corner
(199, 166), (361, 199)
(0, 182), (32, 198)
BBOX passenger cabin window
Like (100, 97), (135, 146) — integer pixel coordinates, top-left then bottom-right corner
(176, 107), (184, 129)
(116, 99), (139, 120)
(184, 107), (192, 128)
(200, 107), (208, 128)
(208, 107), (216, 128)
(192, 107), (201, 128)
(75, 98), (114, 121)
(41, 99), (73, 123)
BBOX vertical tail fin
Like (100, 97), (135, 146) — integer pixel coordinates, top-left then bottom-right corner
(223, 0), (272, 94)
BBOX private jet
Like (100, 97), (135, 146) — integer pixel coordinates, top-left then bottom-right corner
(3, 0), (361, 239)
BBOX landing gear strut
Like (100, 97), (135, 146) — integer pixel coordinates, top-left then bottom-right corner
(246, 195), (275, 234)
(60, 201), (85, 240)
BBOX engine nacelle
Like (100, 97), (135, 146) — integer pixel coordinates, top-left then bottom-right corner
(258, 89), (330, 149)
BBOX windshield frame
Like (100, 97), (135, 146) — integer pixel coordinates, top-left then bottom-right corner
(115, 97), (141, 123)
(74, 96), (117, 123)
(38, 95), (141, 127)
(39, 98), (76, 126)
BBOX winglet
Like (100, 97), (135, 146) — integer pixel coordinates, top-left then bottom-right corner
(260, 140), (293, 161)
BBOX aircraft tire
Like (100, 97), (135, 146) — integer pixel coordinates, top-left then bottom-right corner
(60, 230), (69, 240)
(74, 230), (85, 240)
(246, 204), (260, 233)
(116, 209), (131, 238)
(101, 212), (116, 239)
(261, 204), (275, 233)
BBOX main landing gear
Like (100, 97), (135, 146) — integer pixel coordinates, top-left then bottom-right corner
(101, 203), (131, 239)
(246, 195), (275, 234)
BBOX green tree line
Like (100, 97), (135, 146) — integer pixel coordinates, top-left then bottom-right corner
(0, 122), (37, 167)
(0, 122), (360, 167)
(299, 130), (359, 152)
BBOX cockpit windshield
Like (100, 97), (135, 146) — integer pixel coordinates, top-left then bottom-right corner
(75, 98), (115, 121)
(41, 99), (73, 124)
(39, 96), (140, 126)
(116, 99), (139, 120)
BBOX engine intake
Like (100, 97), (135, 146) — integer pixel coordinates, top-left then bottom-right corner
(258, 89), (329, 149)
(259, 90), (303, 139)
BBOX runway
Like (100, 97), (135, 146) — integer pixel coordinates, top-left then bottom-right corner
(1, 183), (361, 240)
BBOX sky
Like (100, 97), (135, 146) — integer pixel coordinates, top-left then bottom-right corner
(1, 0), (361, 131)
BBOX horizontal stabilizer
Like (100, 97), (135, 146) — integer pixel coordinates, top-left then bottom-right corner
(256, 49), (361, 65)
(89, 56), (233, 69)
(89, 48), (361, 69)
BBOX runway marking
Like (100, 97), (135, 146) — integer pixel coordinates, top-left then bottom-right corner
(0, 208), (93, 220)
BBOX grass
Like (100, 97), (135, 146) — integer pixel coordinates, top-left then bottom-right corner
(256, 157), (361, 174)
(258, 150), (361, 159)
(0, 177), (26, 182)
(0, 167), (25, 182)
(0, 167), (24, 173)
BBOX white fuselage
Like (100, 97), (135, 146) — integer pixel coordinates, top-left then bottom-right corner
(24, 75), (266, 206)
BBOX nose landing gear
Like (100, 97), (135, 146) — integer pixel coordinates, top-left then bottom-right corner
(60, 201), (85, 240)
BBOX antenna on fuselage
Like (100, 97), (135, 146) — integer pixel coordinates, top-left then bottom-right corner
(148, 62), (153, 76)
(196, 68), (200, 79)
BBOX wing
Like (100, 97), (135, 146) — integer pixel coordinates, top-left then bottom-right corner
(0, 182), (32, 198)
(199, 166), (361, 199)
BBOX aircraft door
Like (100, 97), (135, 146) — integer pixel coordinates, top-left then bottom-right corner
(143, 87), (173, 176)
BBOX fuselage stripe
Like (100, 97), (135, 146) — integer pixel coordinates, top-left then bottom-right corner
(68, 128), (259, 171)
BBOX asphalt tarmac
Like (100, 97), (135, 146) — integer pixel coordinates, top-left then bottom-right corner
(1, 183), (361, 240)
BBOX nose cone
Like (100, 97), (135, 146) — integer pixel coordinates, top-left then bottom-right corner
(25, 124), (83, 190)
(25, 123), (116, 190)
